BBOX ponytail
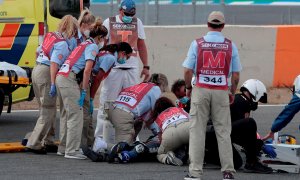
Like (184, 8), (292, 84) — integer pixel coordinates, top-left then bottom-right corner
(90, 16), (108, 39)
(57, 15), (78, 38)
(78, 8), (95, 26)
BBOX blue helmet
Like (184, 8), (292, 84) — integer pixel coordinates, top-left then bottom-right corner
(119, 0), (136, 15)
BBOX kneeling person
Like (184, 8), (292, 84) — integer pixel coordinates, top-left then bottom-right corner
(91, 80), (162, 156)
(153, 97), (190, 166)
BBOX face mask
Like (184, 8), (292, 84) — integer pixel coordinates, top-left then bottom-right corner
(122, 15), (133, 23)
(83, 30), (90, 38)
(117, 57), (126, 64)
(98, 41), (104, 50)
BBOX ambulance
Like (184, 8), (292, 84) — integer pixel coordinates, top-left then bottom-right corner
(0, 0), (90, 116)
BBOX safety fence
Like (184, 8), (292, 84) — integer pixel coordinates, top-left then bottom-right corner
(91, 0), (300, 5)
(91, 3), (300, 25)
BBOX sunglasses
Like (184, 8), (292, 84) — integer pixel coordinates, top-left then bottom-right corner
(123, 11), (135, 17)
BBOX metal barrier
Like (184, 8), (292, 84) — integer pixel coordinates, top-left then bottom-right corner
(90, 2), (300, 25)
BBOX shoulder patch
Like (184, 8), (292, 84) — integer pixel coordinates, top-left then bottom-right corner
(58, 54), (63, 60)
(92, 50), (97, 57)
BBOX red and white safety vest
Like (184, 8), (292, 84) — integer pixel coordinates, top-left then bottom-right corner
(109, 17), (138, 56)
(156, 107), (189, 131)
(57, 40), (93, 77)
(115, 83), (155, 109)
(195, 37), (232, 90)
(41, 32), (65, 59)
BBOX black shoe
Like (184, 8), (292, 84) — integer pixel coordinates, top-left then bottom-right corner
(223, 171), (234, 180)
(25, 147), (47, 154)
(45, 144), (58, 153)
(244, 161), (273, 174)
(21, 139), (28, 146)
(82, 147), (107, 162)
(108, 142), (130, 163)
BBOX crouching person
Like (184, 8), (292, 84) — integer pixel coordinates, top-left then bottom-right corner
(152, 97), (190, 166)
(204, 79), (274, 173)
(84, 42), (132, 148)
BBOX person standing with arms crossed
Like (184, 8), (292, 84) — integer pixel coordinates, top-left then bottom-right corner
(183, 11), (242, 180)
(94, 0), (150, 141)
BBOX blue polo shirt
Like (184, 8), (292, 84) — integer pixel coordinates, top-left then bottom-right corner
(93, 53), (116, 75)
(71, 38), (98, 74)
(115, 85), (161, 118)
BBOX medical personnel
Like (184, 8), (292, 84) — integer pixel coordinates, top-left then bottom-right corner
(90, 42), (133, 100)
(77, 8), (96, 44)
(171, 79), (191, 113)
(76, 9), (97, 148)
(95, 0), (150, 142)
(263, 74), (300, 141)
(149, 73), (178, 104)
(183, 11), (242, 180)
(152, 97), (190, 166)
(92, 81), (162, 155)
(55, 20), (107, 160)
(26, 15), (78, 154)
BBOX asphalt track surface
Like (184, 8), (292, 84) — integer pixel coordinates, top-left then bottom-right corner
(0, 106), (300, 180)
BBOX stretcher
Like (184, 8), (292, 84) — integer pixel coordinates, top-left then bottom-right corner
(0, 142), (25, 152)
(0, 140), (60, 153)
(0, 62), (32, 114)
(261, 144), (300, 173)
(0, 62), (30, 85)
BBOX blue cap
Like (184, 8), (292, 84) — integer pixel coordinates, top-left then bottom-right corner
(120, 0), (136, 15)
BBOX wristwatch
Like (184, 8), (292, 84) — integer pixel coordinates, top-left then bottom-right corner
(143, 65), (150, 70)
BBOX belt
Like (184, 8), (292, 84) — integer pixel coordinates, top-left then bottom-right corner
(71, 70), (78, 75)
(36, 62), (49, 66)
(112, 104), (134, 117)
(164, 118), (189, 131)
(118, 67), (131, 70)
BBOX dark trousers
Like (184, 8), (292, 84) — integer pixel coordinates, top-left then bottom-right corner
(204, 118), (264, 169)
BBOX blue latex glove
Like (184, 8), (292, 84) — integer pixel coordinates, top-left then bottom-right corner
(262, 144), (277, 158)
(179, 96), (190, 104)
(90, 98), (94, 115)
(78, 90), (87, 107)
(49, 84), (56, 97)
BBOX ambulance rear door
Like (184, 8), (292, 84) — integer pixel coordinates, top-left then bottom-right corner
(0, 0), (44, 103)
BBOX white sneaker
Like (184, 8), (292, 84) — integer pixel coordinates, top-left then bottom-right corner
(57, 152), (65, 156)
(64, 153), (87, 160)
